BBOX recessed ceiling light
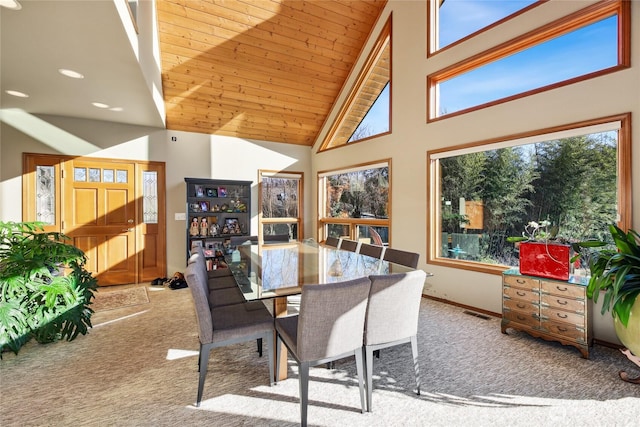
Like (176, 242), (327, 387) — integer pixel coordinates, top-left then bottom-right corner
(92, 102), (110, 109)
(0, 0), (22, 10)
(6, 90), (29, 98)
(58, 68), (84, 79)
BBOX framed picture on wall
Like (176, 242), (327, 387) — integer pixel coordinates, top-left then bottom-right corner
(195, 185), (204, 198)
(199, 201), (209, 212)
(206, 188), (218, 197)
(218, 187), (227, 197)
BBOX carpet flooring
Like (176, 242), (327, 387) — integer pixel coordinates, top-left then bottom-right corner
(1, 284), (638, 426)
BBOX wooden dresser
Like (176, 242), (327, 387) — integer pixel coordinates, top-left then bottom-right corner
(501, 269), (593, 358)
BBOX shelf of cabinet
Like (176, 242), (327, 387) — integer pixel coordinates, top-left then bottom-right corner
(184, 177), (252, 266)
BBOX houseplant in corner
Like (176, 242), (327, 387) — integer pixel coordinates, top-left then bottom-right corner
(0, 221), (97, 355)
(583, 224), (640, 359)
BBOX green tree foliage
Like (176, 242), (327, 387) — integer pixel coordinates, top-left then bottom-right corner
(439, 131), (618, 265)
(327, 167), (389, 219)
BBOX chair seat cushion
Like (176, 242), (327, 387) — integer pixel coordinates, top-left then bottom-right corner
(212, 303), (274, 342)
(275, 315), (299, 354)
(208, 268), (232, 279)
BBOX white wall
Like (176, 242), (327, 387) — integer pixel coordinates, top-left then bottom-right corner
(312, 0), (639, 344)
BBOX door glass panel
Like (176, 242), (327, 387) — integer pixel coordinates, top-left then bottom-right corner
(74, 167), (86, 182)
(142, 171), (158, 224)
(36, 166), (55, 225)
(116, 170), (128, 183)
(103, 169), (114, 183)
(89, 168), (101, 182)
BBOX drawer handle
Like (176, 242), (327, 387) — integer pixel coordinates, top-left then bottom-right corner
(556, 299), (568, 305)
(517, 315), (526, 321)
(556, 286), (568, 292)
(556, 313), (568, 319)
(517, 303), (526, 309)
(516, 279), (527, 284)
(516, 291), (526, 297)
(557, 326), (568, 332)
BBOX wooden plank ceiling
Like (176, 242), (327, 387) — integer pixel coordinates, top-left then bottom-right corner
(156, 0), (387, 146)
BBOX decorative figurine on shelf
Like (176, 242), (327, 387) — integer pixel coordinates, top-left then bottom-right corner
(190, 217), (200, 236)
(212, 204), (220, 212)
(210, 223), (219, 237)
(200, 217), (208, 236)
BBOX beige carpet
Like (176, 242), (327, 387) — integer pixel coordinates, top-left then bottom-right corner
(1, 285), (638, 426)
(91, 286), (149, 312)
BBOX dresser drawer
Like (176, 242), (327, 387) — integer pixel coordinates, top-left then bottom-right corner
(503, 298), (539, 316)
(503, 285), (539, 304)
(504, 274), (539, 291)
(540, 306), (585, 326)
(503, 309), (540, 329)
(541, 320), (587, 342)
(540, 280), (584, 299)
(540, 293), (585, 313)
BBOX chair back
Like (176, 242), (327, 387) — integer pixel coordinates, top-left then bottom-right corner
(297, 277), (371, 361)
(339, 238), (359, 253)
(359, 243), (384, 259)
(188, 246), (206, 269)
(264, 234), (289, 243)
(383, 248), (420, 269)
(229, 235), (258, 246)
(365, 270), (427, 346)
(325, 236), (340, 247)
(185, 263), (214, 344)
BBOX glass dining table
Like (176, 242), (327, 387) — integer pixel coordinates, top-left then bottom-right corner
(225, 239), (421, 381)
(226, 239), (416, 301)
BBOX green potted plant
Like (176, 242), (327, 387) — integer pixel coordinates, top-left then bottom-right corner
(584, 223), (640, 357)
(0, 221), (97, 355)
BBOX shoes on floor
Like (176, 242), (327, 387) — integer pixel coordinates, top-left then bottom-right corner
(151, 277), (168, 286)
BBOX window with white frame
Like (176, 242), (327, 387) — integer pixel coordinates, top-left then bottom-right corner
(259, 171), (303, 241)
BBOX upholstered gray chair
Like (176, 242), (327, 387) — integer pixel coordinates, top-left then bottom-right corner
(229, 235), (258, 246)
(188, 249), (236, 290)
(263, 234), (289, 243)
(358, 243), (384, 259)
(382, 248), (420, 269)
(339, 238), (359, 252)
(364, 270), (427, 412)
(325, 236), (340, 247)
(184, 263), (275, 407)
(275, 277), (372, 426)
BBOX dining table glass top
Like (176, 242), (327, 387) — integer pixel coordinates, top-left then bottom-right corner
(226, 240), (417, 301)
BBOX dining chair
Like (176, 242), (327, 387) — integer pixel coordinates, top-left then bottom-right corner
(382, 247), (420, 269)
(325, 236), (340, 247)
(263, 234), (290, 243)
(188, 249), (236, 290)
(229, 235), (258, 246)
(363, 270), (427, 412)
(275, 277), (372, 426)
(339, 238), (359, 253)
(358, 242), (385, 259)
(184, 263), (275, 407)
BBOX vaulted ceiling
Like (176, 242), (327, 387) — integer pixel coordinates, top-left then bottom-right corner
(156, 0), (387, 146)
(1, 1), (386, 147)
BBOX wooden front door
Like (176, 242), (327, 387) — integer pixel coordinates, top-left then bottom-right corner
(63, 159), (137, 285)
(23, 154), (166, 287)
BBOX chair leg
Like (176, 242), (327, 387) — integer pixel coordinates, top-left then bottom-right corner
(299, 362), (310, 427)
(275, 334), (282, 384)
(196, 345), (211, 407)
(365, 346), (374, 412)
(411, 335), (421, 395)
(265, 333), (275, 386)
(354, 349), (366, 414)
(257, 338), (263, 357)
(374, 349), (380, 359)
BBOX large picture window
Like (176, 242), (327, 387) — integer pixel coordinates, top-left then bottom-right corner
(427, 114), (631, 275)
(428, 0), (629, 121)
(319, 161), (390, 245)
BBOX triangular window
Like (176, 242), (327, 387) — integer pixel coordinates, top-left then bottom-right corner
(319, 17), (391, 151)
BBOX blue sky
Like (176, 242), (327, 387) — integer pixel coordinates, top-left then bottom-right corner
(355, 1), (618, 136)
